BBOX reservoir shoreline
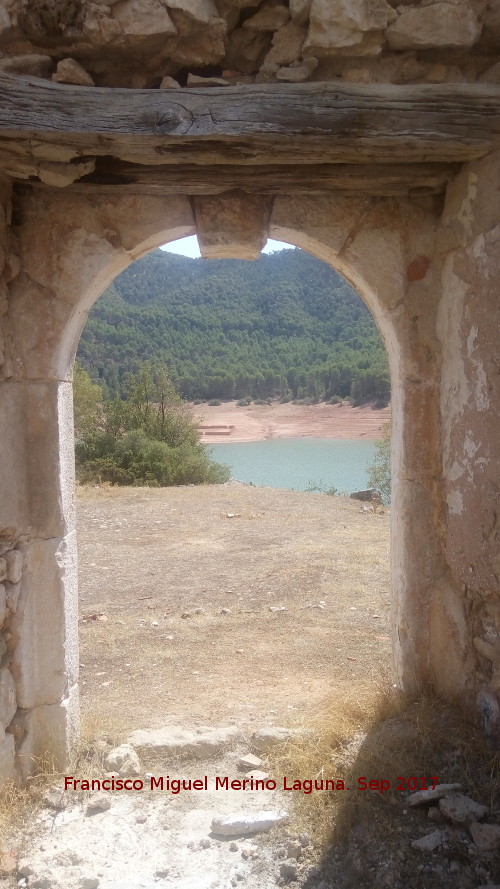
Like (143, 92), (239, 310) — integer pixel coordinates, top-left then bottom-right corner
(192, 399), (390, 444)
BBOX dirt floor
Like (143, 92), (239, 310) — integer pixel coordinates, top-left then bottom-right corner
(192, 401), (391, 444)
(77, 484), (391, 734)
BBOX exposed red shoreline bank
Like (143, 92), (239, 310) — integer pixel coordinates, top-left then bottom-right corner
(191, 400), (391, 444)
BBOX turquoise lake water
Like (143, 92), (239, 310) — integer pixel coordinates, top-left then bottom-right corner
(208, 438), (376, 494)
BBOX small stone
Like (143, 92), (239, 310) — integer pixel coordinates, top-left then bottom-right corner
(211, 810), (289, 836)
(86, 792), (111, 815)
(181, 611), (193, 619)
(268, 606), (286, 612)
(406, 784), (462, 807)
(42, 787), (68, 810)
(439, 794), (488, 825)
(280, 858), (298, 880)
(199, 838), (211, 849)
(104, 744), (141, 777)
(239, 753), (263, 770)
(229, 841), (238, 851)
(221, 608), (232, 615)
(136, 814), (147, 823)
(53, 58), (95, 87)
(155, 866), (170, 877)
(159, 76), (181, 88)
(187, 74), (229, 87)
(411, 829), (446, 852)
(469, 822), (500, 851)
(298, 833), (310, 847)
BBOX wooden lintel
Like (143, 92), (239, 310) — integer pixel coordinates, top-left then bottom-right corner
(0, 76), (499, 170)
(65, 160), (457, 196)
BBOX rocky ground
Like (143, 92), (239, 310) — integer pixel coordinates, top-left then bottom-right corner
(1, 485), (500, 888)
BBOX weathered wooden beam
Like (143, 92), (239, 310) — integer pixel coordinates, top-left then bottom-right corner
(0, 75), (499, 170)
(65, 159), (457, 196)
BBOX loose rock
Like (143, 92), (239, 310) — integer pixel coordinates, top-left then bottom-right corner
(211, 810), (289, 836)
(86, 793), (111, 815)
(104, 744), (141, 777)
(469, 821), (500, 851)
(406, 783), (462, 807)
(411, 829), (446, 852)
(439, 793), (488, 825)
(239, 753), (263, 770)
(53, 59), (95, 86)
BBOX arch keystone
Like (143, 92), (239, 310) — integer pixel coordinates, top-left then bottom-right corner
(194, 191), (272, 260)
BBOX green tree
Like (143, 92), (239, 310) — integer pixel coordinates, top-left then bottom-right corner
(73, 362), (103, 438)
(367, 421), (391, 503)
(75, 362), (230, 487)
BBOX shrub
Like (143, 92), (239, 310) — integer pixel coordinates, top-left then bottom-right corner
(208, 399), (222, 406)
(74, 362), (230, 487)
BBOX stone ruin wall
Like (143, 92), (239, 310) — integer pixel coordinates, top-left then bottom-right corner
(0, 0), (498, 89)
(0, 0), (499, 781)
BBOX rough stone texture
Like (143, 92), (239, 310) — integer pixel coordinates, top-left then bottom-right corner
(386, 2), (482, 50)
(1, 132), (500, 778)
(304, 0), (391, 53)
(406, 783), (463, 807)
(439, 793), (488, 824)
(53, 59), (95, 87)
(0, 0), (493, 85)
(211, 810), (289, 836)
(195, 192), (270, 259)
(104, 744), (141, 777)
(411, 829), (446, 852)
(112, 0), (178, 37)
(128, 725), (242, 758)
(469, 821), (500, 850)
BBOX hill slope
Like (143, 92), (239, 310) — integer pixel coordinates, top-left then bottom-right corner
(77, 247), (390, 404)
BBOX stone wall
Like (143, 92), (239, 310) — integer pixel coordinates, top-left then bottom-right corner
(0, 1), (499, 782)
(2, 178), (499, 781)
(0, 0), (498, 89)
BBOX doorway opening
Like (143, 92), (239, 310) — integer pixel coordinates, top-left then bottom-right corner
(74, 235), (392, 738)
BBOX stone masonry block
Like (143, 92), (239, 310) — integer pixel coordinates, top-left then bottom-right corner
(10, 533), (79, 710)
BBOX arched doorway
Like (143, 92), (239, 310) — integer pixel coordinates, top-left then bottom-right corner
(0, 185), (468, 778)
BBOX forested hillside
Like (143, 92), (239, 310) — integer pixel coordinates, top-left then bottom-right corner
(77, 247), (390, 404)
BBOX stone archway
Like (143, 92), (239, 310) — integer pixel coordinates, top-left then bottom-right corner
(0, 151), (499, 779)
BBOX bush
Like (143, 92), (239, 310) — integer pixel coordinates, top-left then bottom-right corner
(208, 399), (222, 406)
(76, 429), (230, 487)
(74, 362), (230, 487)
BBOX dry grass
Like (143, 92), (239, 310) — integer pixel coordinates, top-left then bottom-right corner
(76, 483), (391, 732)
(271, 678), (500, 846)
